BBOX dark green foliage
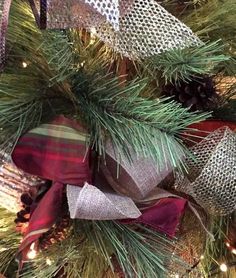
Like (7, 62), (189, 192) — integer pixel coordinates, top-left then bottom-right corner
(183, 0), (236, 75)
(0, 0), (209, 171)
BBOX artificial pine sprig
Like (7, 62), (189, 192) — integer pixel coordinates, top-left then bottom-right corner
(73, 72), (209, 171)
(183, 0), (236, 75)
(2, 1), (210, 172)
(82, 221), (190, 278)
(147, 41), (229, 84)
(0, 208), (20, 276)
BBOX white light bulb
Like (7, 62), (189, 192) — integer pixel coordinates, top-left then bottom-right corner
(175, 275), (179, 278)
(27, 243), (37, 260)
(226, 242), (230, 247)
(220, 263), (228, 272)
(46, 258), (52, 265)
(200, 255), (204, 260)
(27, 249), (37, 260)
(90, 27), (96, 35)
(232, 249), (236, 255)
(22, 62), (28, 68)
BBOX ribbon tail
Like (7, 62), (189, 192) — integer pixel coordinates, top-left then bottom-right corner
(67, 183), (141, 220)
(188, 202), (215, 241)
(17, 181), (64, 266)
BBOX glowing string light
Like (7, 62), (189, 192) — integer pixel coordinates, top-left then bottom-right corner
(219, 263), (228, 272)
(26, 242), (37, 260)
(232, 249), (236, 255)
(22, 61), (28, 68)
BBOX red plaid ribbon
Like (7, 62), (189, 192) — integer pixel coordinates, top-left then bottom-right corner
(12, 115), (91, 264)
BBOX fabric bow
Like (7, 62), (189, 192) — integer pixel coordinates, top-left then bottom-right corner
(12, 115), (188, 263)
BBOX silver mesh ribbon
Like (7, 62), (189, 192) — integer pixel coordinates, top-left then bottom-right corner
(39, 0), (134, 30)
(0, 0), (11, 71)
(0, 152), (43, 212)
(96, 0), (201, 59)
(175, 127), (236, 215)
(31, 0), (200, 57)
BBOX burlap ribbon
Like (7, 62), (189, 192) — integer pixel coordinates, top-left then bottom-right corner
(66, 141), (195, 239)
(67, 182), (141, 219)
(67, 140), (174, 221)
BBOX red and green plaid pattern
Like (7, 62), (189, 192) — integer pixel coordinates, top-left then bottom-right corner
(12, 115), (91, 265)
(12, 115), (90, 185)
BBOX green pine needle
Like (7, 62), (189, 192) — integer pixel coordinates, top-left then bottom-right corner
(0, 208), (21, 276)
(73, 73), (209, 171)
(76, 220), (191, 278)
(147, 41), (230, 84)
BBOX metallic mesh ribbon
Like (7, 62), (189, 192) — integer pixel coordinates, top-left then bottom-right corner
(175, 127), (236, 216)
(30, 0), (134, 29)
(29, 0), (200, 57)
(96, 0), (201, 59)
(0, 152), (43, 212)
(0, 0), (11, 71)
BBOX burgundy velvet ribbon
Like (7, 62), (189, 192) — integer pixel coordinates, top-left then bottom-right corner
(121, 198), (187, 237)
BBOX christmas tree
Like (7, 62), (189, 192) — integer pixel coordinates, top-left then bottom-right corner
(0, 0), (235, 277)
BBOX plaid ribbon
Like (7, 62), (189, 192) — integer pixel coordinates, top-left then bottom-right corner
(12, 115), (91, 264)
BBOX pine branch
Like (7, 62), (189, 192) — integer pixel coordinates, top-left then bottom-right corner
(201, 216), (236, 277)
(75, 220), (190, 278)
(182, 0), (236, 75)
(20, 223), (114, 278)
(0, 1), (76, 151)
(0, 208), (21, 276)
(146, 41), (230, 84)
(3, 2), (209, 172)
(73, 73), (209, 171)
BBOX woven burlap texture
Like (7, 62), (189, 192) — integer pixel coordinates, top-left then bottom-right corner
(101, 140), (172, 200)
(67, 182), (141, 219)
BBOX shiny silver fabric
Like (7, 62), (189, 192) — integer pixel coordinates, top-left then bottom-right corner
(175, 127), (236, 215)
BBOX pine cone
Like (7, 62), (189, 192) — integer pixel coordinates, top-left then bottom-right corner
(39, 217), (71, 250)
(163, 76), (219, 111)
(20, 193), (33, 206)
